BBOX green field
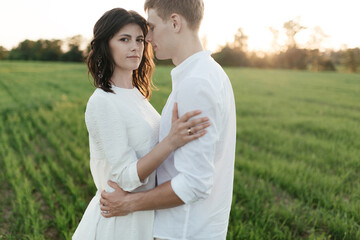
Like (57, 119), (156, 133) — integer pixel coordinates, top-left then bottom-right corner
(0, 61), (359, 240)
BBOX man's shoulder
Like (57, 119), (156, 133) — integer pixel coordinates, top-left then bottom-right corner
(182, 60), (227, 88)
(192, 55), (227, 78)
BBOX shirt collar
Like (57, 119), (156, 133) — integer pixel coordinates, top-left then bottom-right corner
(171, 50), (211, 89)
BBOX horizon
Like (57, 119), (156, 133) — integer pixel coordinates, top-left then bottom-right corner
(1, 0), (360, 52)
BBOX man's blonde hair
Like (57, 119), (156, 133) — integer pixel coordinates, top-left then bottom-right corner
(144, 0), (204, 30)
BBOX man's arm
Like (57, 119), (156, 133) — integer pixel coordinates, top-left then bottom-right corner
(100, 77), (218, 216)
(137, 104), (209, 182)
(100, 180), (184, 217)
(170, 77), (219, 204)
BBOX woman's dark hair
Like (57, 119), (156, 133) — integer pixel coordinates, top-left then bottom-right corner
(87, 8), (155, 99)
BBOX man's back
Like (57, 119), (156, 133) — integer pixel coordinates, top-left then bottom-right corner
(155, 51), (236, 239)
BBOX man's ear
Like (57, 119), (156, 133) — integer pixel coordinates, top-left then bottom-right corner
(170, 13), (182, 32)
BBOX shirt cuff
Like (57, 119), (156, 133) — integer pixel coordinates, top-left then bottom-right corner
(171, 174), (194, 204)
(112, 161), (148, 192)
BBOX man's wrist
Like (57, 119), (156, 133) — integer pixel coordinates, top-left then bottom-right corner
(126, 191), (144, 213)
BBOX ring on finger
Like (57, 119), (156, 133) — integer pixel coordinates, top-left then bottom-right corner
(187, 128), (193, 135)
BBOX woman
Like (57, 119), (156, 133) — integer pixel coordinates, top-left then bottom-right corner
(72, 8), (209, 240)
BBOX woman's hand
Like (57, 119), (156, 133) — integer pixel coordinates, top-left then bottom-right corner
(166, 102), (210, 151)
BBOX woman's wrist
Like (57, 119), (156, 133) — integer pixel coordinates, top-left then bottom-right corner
(163, 135), (177, 152)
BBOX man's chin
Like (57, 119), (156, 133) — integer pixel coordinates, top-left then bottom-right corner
(155, 56), (170, 61)
(154, 52), (170, 61)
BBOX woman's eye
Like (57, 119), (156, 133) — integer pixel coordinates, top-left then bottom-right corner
(137, 39), (144, 43)
(120, 38), (129, 42)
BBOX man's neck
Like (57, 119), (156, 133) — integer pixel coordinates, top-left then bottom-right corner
(172, 35), (204, 66)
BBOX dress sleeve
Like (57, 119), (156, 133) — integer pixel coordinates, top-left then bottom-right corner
(170, 78), (220, 204)
(85, 94), (147, 192)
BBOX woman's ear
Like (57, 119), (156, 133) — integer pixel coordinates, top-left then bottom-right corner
(170, 13), (182, 32)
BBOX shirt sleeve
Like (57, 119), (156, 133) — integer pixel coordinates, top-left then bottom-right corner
(85, 93), (147, 192)
(170, 77), (221, 204)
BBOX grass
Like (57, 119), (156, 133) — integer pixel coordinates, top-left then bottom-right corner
(0, 60), (359, 239)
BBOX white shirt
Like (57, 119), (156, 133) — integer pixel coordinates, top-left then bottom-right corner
(73, 86), (160, 240)
(154, 51), (236, 240)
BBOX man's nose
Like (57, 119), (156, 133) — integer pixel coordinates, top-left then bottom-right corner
(145, 33), (152, 43)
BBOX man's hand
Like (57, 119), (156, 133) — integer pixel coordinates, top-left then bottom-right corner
(100, 180), (131, 218)
(100, 180), (184, 217)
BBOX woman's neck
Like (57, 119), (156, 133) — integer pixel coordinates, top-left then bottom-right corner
(110, 69), (133, 89)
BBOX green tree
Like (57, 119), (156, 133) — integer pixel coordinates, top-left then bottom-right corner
(61, 35), (85, 62)
(281, 18), (307, 70)
(307, 26), (329, 71)
(212, 44), (249, 67)
(318, 59), (336, 71)
(232, 28), (248, 52)
(61, 45), (84, 62)
(269, 27), (281, 53)
(344, 48), (360, 72)
(0, 46), (9, 60)
(212, 28), (249, 67)
(284, 47), (307, 70)
(283, 17), (306, 49)
(15, 39), (36, 60)
(8, 39), (62, 61)
(40, 39), (63, 61)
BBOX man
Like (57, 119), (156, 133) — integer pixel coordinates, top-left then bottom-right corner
(100, 0), (236, 239)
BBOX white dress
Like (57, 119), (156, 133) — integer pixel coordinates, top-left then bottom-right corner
(73, 86), (160, 240)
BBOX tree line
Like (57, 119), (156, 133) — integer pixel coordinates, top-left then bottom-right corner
(0, 35), (86, 62)
(0, 18), (359, 72)
(212, 18), (360, 73)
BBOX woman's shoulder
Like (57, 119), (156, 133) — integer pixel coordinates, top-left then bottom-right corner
(88, 88), (112, 103)
(86, 88), (116, 112)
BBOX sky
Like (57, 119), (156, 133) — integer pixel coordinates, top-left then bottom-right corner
(1, 0), (359, 52)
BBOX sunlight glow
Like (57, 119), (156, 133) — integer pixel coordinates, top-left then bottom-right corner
(1, 0), (359, 52)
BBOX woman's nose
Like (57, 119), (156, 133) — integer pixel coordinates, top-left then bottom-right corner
(130, 41), (139, 51)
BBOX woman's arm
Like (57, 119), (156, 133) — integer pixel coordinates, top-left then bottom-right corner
(86, 95), (145, 191)
(86, 96), (209, 190)
(137, 103), (210, 182)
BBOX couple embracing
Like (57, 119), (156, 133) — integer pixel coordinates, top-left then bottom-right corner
(73, 0), (236, 239)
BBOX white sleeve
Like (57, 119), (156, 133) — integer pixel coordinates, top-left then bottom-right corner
(85, 94), (147, 192)
(170, 78), (220, 204)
